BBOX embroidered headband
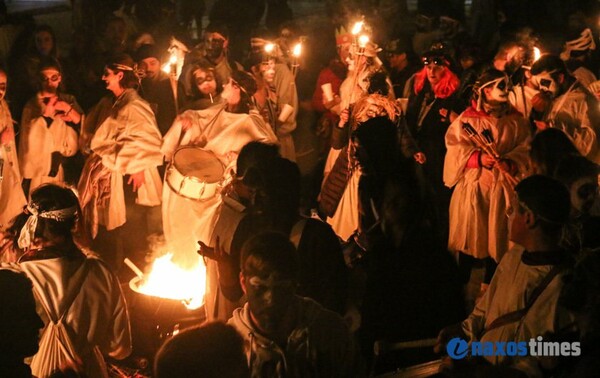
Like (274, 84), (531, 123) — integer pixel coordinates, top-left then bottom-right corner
(17, 203), (78, 249)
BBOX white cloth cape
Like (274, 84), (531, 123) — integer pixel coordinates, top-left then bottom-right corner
(0, 99), (26, 230)
(323, 147), (360, 240)
(2, 256), (131, 378)
(444, 109), (530, 261)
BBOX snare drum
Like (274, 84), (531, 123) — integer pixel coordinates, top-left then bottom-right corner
(166, 146), (224, 201)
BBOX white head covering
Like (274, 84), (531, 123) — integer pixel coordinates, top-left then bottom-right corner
(17, 203), (78, 249)
(560, 28), (596, 61)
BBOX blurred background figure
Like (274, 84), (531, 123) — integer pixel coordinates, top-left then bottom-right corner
(155, 321), (248, 378)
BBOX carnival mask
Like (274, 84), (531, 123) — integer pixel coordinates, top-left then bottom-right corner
(482, 76), (510, 103)
(532, 70), (559, 97)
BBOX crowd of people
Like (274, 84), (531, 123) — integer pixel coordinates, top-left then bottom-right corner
(0, 0), (600, 377)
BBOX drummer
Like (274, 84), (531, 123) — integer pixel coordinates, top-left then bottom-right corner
(161, 69), (277, 268)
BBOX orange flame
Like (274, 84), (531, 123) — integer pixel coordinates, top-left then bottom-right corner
(136, 253), (206, 310)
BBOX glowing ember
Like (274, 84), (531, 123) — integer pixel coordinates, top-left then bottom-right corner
(136, 253), (206, 310)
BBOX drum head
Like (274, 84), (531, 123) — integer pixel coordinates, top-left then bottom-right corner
(172, 147), (224, 183)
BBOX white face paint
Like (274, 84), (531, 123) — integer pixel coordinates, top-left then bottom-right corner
(0, 72), (6, 101)
(532, 70), (559, 97)
(486, 76), (510, 102)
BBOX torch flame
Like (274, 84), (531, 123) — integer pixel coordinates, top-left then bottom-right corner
(358, 35), (370, 48)
(265, 43), (275, 54)
(533, 47), (541, 62)
(136, 253), (206, 310)
(292, 43), (302, 57)
(352, 21), (364, 35)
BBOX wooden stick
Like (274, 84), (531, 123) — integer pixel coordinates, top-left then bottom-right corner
(124, 258), (144, 279)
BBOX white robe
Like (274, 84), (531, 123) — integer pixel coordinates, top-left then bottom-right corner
(18, 93), (79, 193)
(461, 246), (575, 377)
(161, 107), (277, 266)
(444, 108), (530, 261)
(2, 255), (131, 378)
(0, 99), (26, 230)
(83, 90), (163, 232)
(546, 84), (600, 164)
(323, 147), (360, 241)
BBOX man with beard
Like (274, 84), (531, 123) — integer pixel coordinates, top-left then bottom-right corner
(18, 57), (82, 195)
(136, 43), (184, 136)
(530, 54), (600, 164)
(203, 23), (243, 88)
(228, 232), (362, 377)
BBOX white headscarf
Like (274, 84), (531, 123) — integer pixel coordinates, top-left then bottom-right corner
(17, 203), (78, 249)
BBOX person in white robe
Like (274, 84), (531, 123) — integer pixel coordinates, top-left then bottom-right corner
(2, 184), (131, 378)
(435, 175), (575, 378)
(0, 68), (26, 230)
(530, 54), (600, 164)
(161, 69), (276, 269)
(18, 58), (81, 195)
(78, 54), (163, 270)
(444, 69), (530, 287)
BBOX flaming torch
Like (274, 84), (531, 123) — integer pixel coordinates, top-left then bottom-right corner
(358, 34), (370, 55)
(291, 42), (302, 78)
(351, 20), (364, 47)
(264, 42), (275, 61)
(533, 47), (541, 62)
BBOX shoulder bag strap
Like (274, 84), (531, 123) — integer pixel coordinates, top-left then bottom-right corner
(481, 264), (563, 337)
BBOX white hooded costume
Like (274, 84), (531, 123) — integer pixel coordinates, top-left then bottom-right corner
(444, 107), (530, 261)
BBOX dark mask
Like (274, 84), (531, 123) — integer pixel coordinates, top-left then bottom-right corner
(206, 38), (225, 60)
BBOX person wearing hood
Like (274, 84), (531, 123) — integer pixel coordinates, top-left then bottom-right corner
(228, 231), (363, 377)
(444, 68), (530, 304)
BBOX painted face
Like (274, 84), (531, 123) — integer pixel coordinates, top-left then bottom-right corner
(532, 70), (559, 97)
(570, 176), (599, 215)
(205, 32), (227, 60)
(221, 77), (241, 105)
(102, 67), (123, 94)
(482, 76), (510, 103)
(140, 57), (161, 80)
(35, 30), (54, 56)
(193, 68), (217, 96)
(40, 68), (61, 94)
(0, 71), (7, 101)
(242, 261), (296, 334)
